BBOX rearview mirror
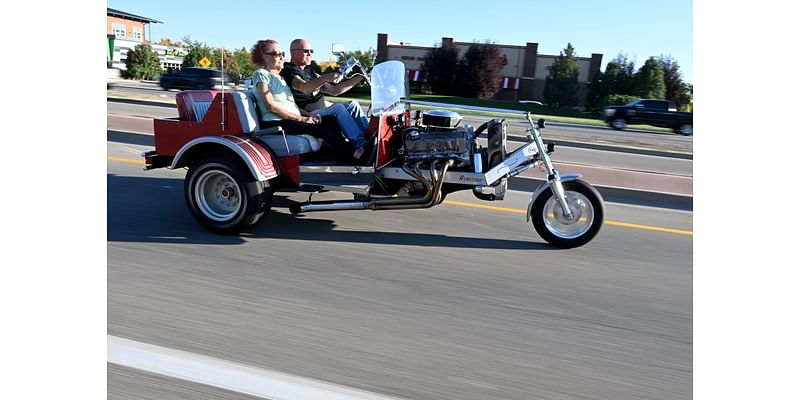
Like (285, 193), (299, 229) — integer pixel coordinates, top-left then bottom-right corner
(331, 43), (346, 57)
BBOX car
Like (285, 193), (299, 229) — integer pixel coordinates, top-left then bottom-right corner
(107, 66), (122, 89)
(159, 67), (232, 91)
(602, 99), (693, 135)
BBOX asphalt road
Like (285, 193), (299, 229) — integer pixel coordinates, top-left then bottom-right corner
(107, 137), (692, 399)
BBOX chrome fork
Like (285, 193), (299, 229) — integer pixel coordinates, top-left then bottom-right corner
(526, 113), (574, 220)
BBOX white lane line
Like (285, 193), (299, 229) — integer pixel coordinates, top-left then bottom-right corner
(108, 335), (403, 400)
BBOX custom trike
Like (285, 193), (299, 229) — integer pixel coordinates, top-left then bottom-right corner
(143, 44), (604, 248)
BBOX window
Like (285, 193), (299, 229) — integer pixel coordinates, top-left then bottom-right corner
(133, 27), (142, 41)
(112, 23), (126, 38)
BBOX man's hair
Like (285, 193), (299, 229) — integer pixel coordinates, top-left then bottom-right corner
(250, 39), (278, 67)
(289, 39), (305, 51)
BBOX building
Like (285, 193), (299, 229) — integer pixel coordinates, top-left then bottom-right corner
(376, 33), (603, 107)
(107, 8), (185, 72)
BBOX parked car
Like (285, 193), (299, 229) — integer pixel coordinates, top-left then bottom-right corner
(107, 66), (122, 89)
(603, 99), (693, 135)
(159, 67), (232, 91)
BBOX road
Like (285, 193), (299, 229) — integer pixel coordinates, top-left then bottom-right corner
(107, 99), (692, 399)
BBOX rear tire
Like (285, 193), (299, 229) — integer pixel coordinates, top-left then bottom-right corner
(676, 124), (693, 136)
(530, 180), (604, 248)
(609, 119), (627, 130)
(185, 154), (273, 233)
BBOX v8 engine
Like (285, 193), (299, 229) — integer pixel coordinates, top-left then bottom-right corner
(401, 110), (474, 168)
(400, 110), (508, 173)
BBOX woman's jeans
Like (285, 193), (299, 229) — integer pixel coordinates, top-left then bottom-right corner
(312, 101), (369, 150)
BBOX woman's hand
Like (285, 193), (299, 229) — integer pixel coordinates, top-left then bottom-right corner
(300, 115), (319, 124)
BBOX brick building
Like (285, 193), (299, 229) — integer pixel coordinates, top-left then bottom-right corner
(107, 8), (185, 72)
(376, 33), (603, 107)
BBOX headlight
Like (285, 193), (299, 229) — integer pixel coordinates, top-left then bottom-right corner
(604, 108), (615, 116)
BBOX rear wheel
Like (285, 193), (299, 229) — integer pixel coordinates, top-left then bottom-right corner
(530, 180), (604, 248)
(609, 119), (627, 130)
(676, 124), (693, 136)
(185, 154), (273, 233)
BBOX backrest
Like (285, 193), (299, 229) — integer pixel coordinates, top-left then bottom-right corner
(175, 90), (219, 121)
(230, 91), (261, 133)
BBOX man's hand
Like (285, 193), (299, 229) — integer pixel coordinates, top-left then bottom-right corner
(322, 72), (340, 83)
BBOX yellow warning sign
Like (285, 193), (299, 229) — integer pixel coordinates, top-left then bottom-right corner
(199, 57), (211, 68)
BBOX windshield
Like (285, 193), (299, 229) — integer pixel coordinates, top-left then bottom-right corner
(370, 61), (406, 116)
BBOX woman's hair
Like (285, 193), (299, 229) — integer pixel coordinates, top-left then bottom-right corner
(250, 39), (278, 67)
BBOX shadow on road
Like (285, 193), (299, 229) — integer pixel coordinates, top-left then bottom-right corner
(108, 174), (554, 250)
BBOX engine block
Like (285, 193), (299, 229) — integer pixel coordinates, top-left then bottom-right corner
(402, 125), (474, 167)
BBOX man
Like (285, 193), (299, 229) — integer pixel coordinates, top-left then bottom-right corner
(281, 39), (370, 158)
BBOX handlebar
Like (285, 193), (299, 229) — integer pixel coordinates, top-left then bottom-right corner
(333, 56), (358, 84)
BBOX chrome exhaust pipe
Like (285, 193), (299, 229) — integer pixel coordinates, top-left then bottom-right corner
(290, 160), (454, 214)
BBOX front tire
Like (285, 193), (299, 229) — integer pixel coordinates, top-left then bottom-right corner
(530, 180), (604, 248)
(185, 154), (273, 233)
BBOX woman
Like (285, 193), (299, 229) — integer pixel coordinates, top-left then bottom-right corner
(250, 39), (362, 161)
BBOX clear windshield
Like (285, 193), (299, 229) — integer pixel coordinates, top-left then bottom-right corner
(370, 61), (407, 116)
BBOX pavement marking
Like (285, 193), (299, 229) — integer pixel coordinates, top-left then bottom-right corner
(108, 335), (404, 400)
(443, 199), (692, 236)
(107, 156), (692, 236)
(108, 156), (143, 165)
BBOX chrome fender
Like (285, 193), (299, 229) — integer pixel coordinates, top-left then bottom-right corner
(170, 135), (279, 182)
(526, 173), (582, 222)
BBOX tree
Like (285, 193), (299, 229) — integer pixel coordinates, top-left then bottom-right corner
(124, 43), (162, 80)
(336, 48), (377, 69)
(421, 41), (460, 95)
(544, 43), (580, 107)
(611, 53), (636, 95)
(181, 37), (213, 68)
(658, 55), (690, 109)
(586, 53), (638, 110)
(454, 42), (503, 99)
(633, 57), (666, 99)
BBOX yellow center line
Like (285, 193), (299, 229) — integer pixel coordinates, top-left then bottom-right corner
(107, 156), (692, 236)
(443, 200), (692, 236)
(108, 156), (144, 165)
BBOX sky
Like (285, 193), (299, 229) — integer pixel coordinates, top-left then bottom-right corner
(107, 0), (693, 83)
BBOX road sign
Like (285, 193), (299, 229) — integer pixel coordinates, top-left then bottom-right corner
(199, 57), (211, 68)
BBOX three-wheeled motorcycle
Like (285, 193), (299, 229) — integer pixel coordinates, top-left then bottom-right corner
(143, 44), (604, 248)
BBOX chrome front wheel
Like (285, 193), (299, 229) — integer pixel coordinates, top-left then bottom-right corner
(530, 180), (604, 248)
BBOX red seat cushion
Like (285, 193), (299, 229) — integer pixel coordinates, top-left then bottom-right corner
(175, 90), (219, 121)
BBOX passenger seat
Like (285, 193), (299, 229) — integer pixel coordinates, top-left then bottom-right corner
(230, 90), (322, 157)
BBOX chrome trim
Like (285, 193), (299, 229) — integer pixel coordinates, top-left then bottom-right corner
(170, 136), (270, 181)
(526, 173), (582, 222)
(299, 165), (375, 174)
(402, 99), (528, 116)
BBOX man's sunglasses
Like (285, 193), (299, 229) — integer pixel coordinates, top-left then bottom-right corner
(292, 48), (314, 54)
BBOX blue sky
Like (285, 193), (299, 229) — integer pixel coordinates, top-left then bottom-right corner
(108, 0), (693, 83)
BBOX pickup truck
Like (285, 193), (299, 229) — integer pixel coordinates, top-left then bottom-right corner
(602, 99), (693, 135)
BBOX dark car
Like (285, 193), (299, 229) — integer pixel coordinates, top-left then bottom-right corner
(159, 67), (232, 91)
(603, 99), (693, 135)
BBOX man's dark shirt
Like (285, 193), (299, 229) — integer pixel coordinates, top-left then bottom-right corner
(281, 62), (324, 109)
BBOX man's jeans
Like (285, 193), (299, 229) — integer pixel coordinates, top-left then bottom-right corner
(312, 101), (369, 150)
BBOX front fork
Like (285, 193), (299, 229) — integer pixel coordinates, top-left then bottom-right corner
(527, 114), (574, 221)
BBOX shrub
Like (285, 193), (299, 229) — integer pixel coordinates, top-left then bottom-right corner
(601, 94), (639, 108)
